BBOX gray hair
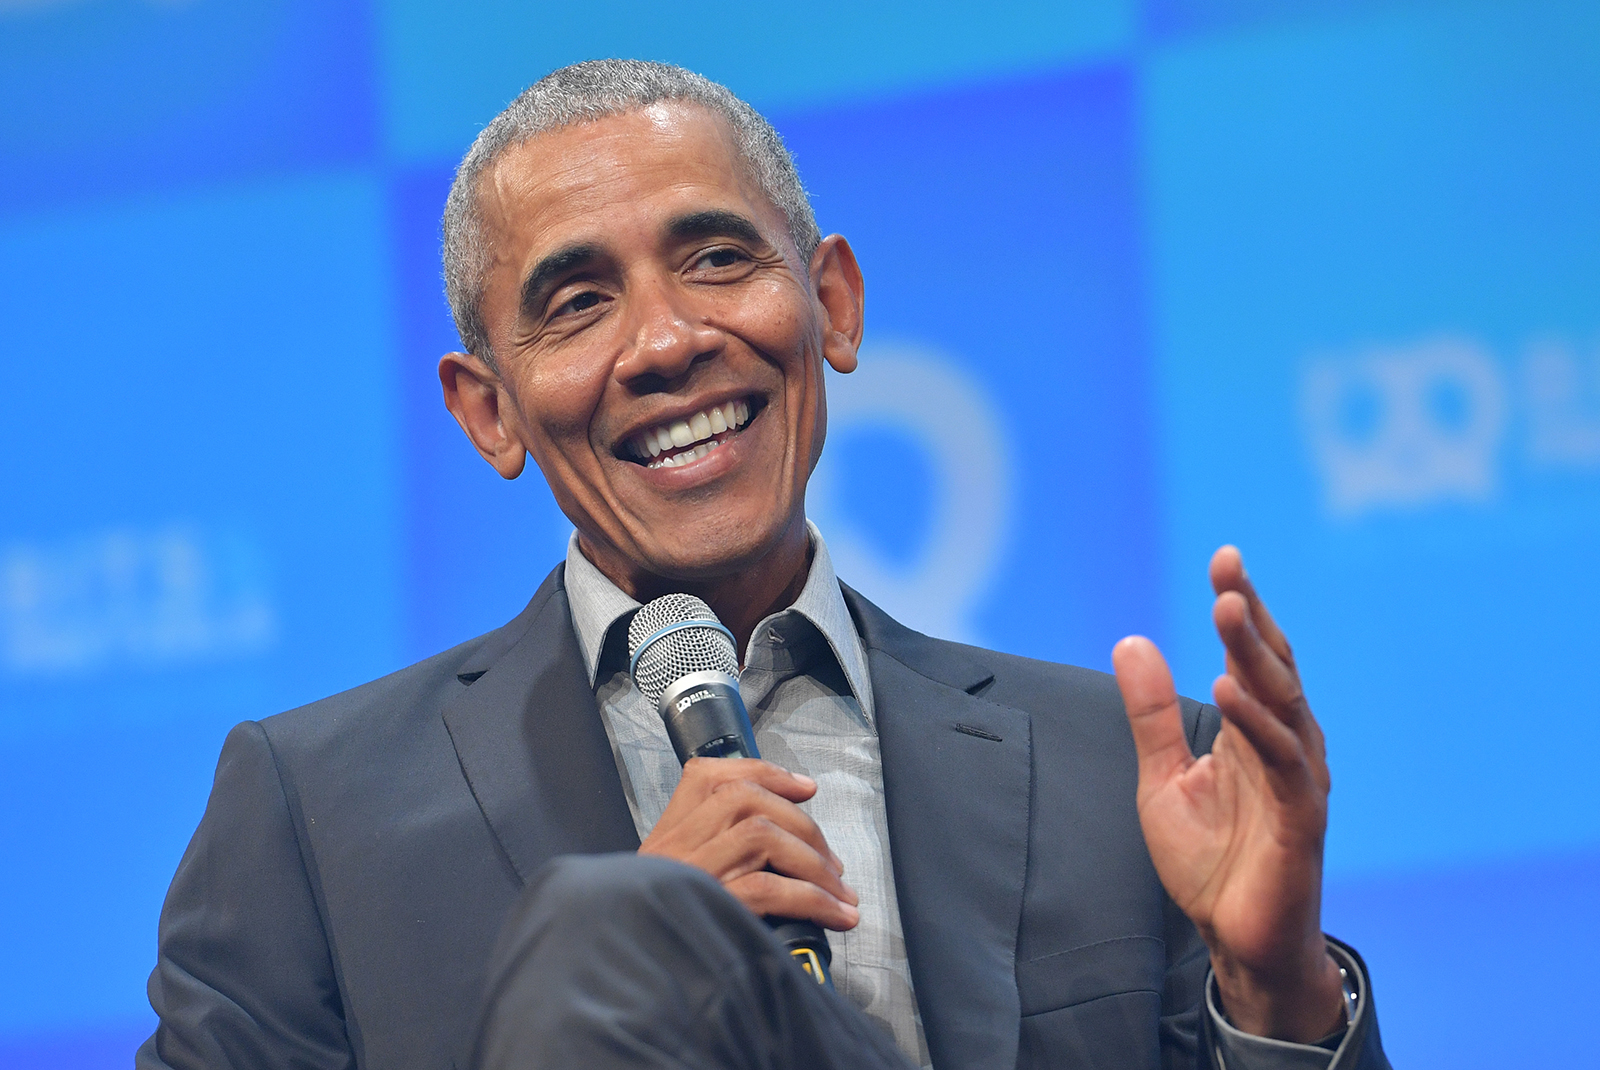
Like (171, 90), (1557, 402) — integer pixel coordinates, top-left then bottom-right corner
(442, 59), (822, 365)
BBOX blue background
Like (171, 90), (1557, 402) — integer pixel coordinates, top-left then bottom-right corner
(2, 1), (1596, 1067)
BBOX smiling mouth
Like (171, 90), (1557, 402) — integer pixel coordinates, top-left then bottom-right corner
(622, 396), (762, 470)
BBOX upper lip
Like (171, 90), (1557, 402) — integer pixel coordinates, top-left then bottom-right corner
(611, 392), (762, 457)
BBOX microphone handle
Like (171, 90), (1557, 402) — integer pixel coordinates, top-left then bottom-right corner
(659, 672), (834, 987)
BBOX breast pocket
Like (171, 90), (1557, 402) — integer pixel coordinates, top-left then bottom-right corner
(1017, 934), (1165, 1015)
(1015, 935), (1167, 1070)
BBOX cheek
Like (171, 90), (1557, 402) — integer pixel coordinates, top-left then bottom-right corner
(713, 277), (810, 350)
(517, 354), (610, 455)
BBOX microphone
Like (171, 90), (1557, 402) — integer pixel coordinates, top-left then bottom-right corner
(628, 593), (834, 987)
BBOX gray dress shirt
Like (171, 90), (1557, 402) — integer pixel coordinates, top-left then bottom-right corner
(562, 525), (1346, 1070)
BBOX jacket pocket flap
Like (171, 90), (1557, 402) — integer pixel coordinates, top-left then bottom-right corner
(1016, 934), (1165, 1017)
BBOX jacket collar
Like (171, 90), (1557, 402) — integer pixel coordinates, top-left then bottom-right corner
(442, 565), (641, 884)
(845, 585), (1032, 1070)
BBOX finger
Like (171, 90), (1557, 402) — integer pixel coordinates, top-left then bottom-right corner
(691, 815), (857, 907)
(653, 758), (819, 842)
(1211, 673), (1309, 787)
(682, 757), (818, 803)
(1113, 636), (1194, 788)
(1209, 546), (1294, 668)
(726, 870), (861, 931)
(1212, 591), (1307, 728)
(648, 778), (842, 878)
(707, 779), (841, 870)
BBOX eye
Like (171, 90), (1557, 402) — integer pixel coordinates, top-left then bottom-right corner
(555, 290), (603, 317)
(695, 247), (746, 270)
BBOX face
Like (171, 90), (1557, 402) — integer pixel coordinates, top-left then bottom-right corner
(444, 103), (863, 592)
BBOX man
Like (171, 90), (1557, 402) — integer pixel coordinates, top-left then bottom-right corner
(141, 61), (1389, 1070)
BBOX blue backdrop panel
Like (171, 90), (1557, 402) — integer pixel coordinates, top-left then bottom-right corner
(778, 67), (1161, 668)
(379, 0), (1135, 161)
(1146, 7), (1600, 1061)
(0, 0), (376, 213)
(0, 174), (404, 1038)
(1324, 847), (1600, 1069)
(1145, 0), (1600, 876)
(389, 167), (576, 663)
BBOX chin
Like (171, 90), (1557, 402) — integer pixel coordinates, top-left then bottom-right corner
(635, 507), (797, 582)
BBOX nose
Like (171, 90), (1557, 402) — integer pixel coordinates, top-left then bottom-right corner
(612, 276), (722, 387)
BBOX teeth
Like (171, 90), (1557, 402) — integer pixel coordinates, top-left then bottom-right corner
(631, 399), (755, 468)
(647, 439), (727, 469)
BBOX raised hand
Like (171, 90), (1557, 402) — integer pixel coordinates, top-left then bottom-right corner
(637, 756), (860, 931)
(1112, 546), (1346, 1041)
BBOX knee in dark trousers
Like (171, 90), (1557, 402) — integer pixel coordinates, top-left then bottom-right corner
(466, 853), (914, 1070)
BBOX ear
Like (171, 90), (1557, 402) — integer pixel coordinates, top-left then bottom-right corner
(811, 234), (865, 374)
(439, 351), (528, 479)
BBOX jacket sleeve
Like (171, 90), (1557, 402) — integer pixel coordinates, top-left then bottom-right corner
(137, 721), (354, 1070)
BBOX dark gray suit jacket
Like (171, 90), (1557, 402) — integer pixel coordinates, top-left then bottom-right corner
(139, 566), (1387, 1070)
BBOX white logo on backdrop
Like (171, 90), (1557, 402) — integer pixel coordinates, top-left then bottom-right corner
(1302, 336), (1505, 515)
(1525, 336), (1600, 465)
(807, 344), (1012, 644)
(1302, 334), (1600, 516)
(0, 525), (274, 677)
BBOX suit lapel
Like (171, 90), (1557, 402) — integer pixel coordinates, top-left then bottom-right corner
(443, 566), (640, 885)
(845, 587), (1032, 1070)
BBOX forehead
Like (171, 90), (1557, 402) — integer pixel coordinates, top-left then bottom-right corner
(476, 103), (788, 265)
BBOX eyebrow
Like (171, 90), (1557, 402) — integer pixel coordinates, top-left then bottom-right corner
(518, 211), (769, 316)
(666, 209), (767, 248)
(519, 243), (603, 317)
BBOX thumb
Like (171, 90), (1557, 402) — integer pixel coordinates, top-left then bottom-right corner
(1113, 636), (1193, 790)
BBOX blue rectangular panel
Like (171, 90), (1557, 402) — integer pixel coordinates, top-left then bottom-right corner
(1323, 850), (1600, 1068)
(0, 0), (376, 212)
(776, 67), (1159, 669)
(1143, 0), (1402, 40)
(1144, 0), (1600, 877)
(379, 0), (1135, 161)
(0, 1020), (153, 1070)
(0, 173), (403, 1034)
(388, 167), (575, 661)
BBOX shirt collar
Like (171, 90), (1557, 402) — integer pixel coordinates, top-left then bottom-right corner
(562, 521), (874, 723)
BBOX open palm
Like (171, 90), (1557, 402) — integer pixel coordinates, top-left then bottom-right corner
(1112, 546), (1345, 1041)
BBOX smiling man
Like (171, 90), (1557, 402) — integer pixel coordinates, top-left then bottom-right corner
(141, 61), (1391, 1070)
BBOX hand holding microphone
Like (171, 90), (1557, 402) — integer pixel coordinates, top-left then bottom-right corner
(629, 594), (855, 984)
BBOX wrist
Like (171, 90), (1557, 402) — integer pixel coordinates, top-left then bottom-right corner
(1211, 944), (1347, 1042)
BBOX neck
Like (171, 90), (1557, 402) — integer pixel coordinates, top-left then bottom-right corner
(580, 515), (813, 662)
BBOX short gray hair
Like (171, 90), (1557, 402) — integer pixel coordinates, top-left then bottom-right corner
(442, 59), (822, 365)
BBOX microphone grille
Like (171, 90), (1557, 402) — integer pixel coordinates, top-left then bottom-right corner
(627, 593), (739, 706)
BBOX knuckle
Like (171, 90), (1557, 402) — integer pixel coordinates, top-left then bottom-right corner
(732, 814), (779, 851)
(739, 813), (777, 837)
(737, 870), (784, 904)
(712, 779), (764, 813)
